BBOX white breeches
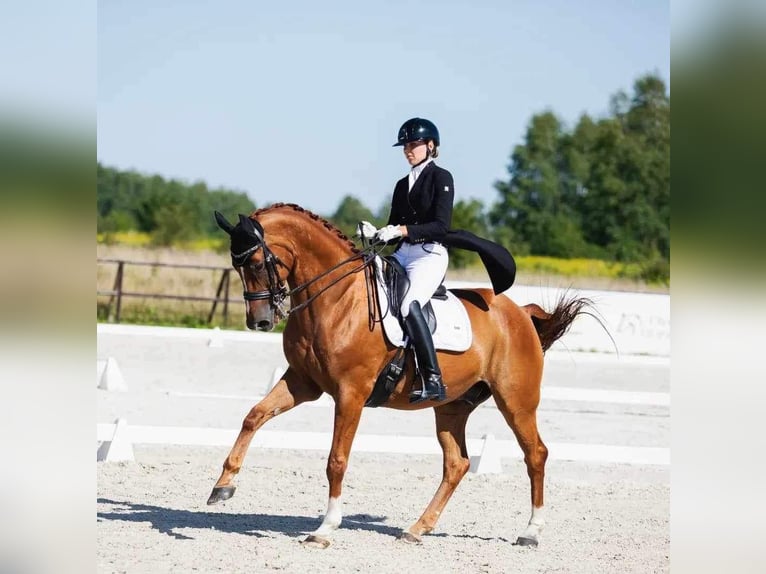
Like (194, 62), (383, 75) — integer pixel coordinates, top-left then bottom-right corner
(393, 242), (449, 317)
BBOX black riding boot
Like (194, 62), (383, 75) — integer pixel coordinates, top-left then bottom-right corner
(404, 301), (447, 403)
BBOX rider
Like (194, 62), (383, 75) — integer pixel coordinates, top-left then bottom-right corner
(363, 117), (453, 403)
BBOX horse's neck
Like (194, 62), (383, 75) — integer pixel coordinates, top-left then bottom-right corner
(279, 220), (363, 313)
(272, 212), (371, 359)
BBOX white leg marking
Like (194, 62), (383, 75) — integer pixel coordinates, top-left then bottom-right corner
(312, 496), (343, 537)
(521, 505), (545, 540)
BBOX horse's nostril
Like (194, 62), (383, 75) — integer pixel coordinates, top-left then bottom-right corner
(257, 320), (272, 331)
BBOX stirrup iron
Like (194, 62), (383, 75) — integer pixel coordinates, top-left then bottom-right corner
(409, 372), (447, 404)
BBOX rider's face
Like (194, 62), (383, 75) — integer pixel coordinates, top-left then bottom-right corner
(403, 140), (430, 166)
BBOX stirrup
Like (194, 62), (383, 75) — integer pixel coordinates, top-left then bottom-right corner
(409, 374), (447, 404)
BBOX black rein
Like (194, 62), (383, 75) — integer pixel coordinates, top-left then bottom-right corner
(235, 229), (384, 319)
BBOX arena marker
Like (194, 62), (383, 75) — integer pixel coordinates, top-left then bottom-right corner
(267, 365), (286, 392)
(208, 326), (224, 348)
(98, 357), (128, 392)
(469, 433), (503, 474)
(97, 418), (135, 462)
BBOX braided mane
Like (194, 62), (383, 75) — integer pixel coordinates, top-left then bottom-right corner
(252, 202), (360, 253)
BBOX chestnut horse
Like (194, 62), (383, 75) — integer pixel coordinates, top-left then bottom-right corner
(208, 203), (591, 548)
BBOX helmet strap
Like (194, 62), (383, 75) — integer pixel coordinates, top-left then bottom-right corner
(413, 155), (430, 167)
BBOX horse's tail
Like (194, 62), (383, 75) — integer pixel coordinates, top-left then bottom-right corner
(522, 294), (596, 353)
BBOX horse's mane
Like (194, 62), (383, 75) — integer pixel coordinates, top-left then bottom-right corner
(252, 202), (360, 253)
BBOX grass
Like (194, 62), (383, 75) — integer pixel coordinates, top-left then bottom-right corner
(96, 299), (226, 328)
(96, 243), (668, 330)
(514, 255), (669, 291)
(97, 231), (228, 252)
(97, 230), (153, 247)
(450, 256), (668, 294)
(97, 243), (240, 328)
(516, 255), (639, 278)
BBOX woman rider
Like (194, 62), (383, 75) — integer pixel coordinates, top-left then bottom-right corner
(364, 117), (453, 403)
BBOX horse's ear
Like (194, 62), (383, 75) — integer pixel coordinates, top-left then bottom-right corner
(238, 213), (255, 233)
(214, 211), (234, 235)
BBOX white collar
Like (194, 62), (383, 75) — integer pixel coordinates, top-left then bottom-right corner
(410, 158), (433, 182)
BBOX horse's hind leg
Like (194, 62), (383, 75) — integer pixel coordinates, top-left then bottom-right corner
(510, 411), (547, 547)
(491, 369), (548, 546)
(401, 400), (475, 544)
(207, 367), (322, 505)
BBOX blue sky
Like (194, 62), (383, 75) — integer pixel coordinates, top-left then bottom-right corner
(97, 0), (669, 215)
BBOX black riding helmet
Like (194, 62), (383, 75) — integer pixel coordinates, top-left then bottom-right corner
(393, 117), (440, 147)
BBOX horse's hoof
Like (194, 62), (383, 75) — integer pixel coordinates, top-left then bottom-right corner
(514, 536), (538, 547)
(301, 535), (331, 549)
(398, 531), (422, 544)
(207, 485), (236, 505)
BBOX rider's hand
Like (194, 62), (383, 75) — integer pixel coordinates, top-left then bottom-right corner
(356, 220), (378, 239)
(375, 225), (403, 244)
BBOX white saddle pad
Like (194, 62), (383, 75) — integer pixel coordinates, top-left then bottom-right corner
(373, 256), (472, 352)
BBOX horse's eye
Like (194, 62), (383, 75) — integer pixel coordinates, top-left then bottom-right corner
(250, 261), (265, 272)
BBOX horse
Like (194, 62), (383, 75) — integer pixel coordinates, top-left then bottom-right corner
(208, 202), (592, 549)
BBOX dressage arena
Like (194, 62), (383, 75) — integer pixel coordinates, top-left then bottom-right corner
(97, 287), (669, 573)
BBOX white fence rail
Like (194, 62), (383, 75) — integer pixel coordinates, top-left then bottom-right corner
(97, 357), (670, 408)
(164, 387), (670, 408)
(96, 420), (670, 468)
(97, 302), (670, 471)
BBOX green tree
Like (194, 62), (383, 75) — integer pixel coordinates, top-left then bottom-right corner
(491, 73), (669, 269)
(491, 112), (589, 258)
(449, 198), (490, 268)
(375, 197), (392, 226)
(96, 163), (256, 245)
(579, 75), (670, 261)
(151, 202), (198, 246)
(202, 188), (257, 234)
(328, 195), (377, 237)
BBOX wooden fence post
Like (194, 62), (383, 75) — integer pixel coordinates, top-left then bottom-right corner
(208, 269), (230, 324)
(223, 269), (231, 326)
(111, 261), (124, 323)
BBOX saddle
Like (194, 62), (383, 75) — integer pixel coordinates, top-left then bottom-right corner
(382, 256), (447, 334)
(365, 256), (474, 408)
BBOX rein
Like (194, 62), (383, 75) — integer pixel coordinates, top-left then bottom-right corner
(285, 245), (380, 315)
(235, 227), (387, 320)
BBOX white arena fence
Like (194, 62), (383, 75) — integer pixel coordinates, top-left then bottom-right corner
(96, 353), (670, 408)
(98, 281), (670, 471)
(96, 419), (670, 470)
(96, 351), (669, 471)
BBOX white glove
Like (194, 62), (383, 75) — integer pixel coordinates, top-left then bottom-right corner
(356, 220), (378, 239)
(375, 224), (403, 243)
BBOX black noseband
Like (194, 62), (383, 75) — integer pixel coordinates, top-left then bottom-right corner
(232, 221), (288, 317)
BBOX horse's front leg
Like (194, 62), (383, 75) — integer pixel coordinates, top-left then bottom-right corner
(302, 389), (365, 549)
(207, 367), (321, 505)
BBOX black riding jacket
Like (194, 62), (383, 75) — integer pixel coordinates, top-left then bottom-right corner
(386, 162), (454, 244)
(385, 160), (516, 293)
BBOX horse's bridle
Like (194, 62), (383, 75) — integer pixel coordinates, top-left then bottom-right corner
(231, 224), (290, 319)
(232, 222), (384, 321)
